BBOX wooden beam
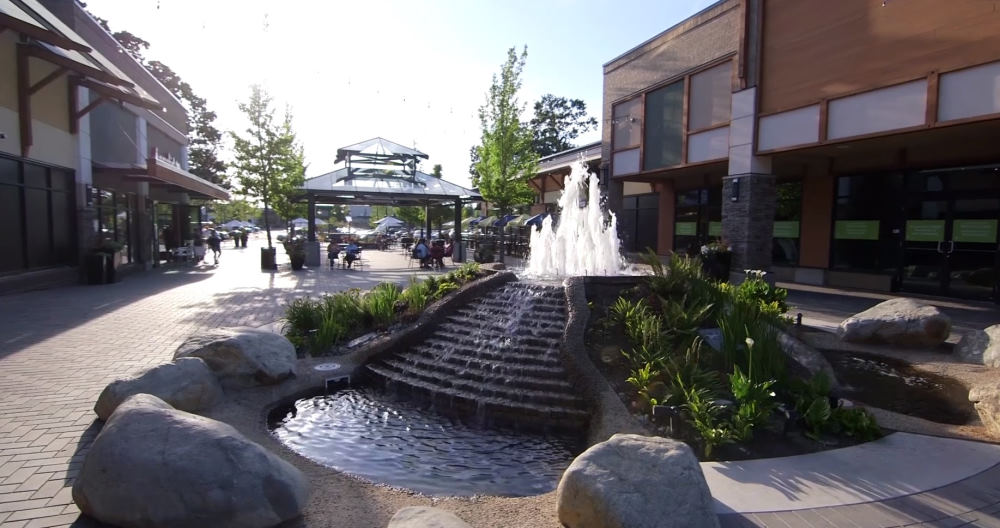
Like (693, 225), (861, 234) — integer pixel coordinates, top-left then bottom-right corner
(17, 45), (31, 157)
(72, 77), (160, 111)
(28, 66), (67, 96)
(926, 71), (939, 126)
(681, 75), (690, 164)
(0, 13), (91, 52)
(74, 95), (106, 121)
(818, 99), (829, 143)
(24, 44), (131, 87)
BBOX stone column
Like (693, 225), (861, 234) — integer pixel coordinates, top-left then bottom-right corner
(655, 180), (675, 256)
(722, 87), (776, 281)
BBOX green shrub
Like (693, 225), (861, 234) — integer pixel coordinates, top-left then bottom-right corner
(642, 250), (706, 298)
(453, 262), (482, 282)
(283, 297), (322, 349)
(362, 283), (402, 329)
(829, 407), (882, 441)
(400, 276), (432, 314)
(433, 280), (460, 299)
(679, 377), (733, 459)
(727, 338), (778, 442)
(717, 304), (786, 384)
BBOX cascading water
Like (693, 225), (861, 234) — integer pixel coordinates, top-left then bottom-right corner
(523, 159), (626, 278)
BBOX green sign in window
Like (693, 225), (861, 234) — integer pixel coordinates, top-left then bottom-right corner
(773, 221), (800, 238)
(954, 219), (998, 243)
(675, 222), (697, 236)
(708, 221), (722, 237)
(905, 220), (945, 242)
(834, 220), (879, 240)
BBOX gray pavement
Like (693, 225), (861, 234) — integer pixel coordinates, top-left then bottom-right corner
(0, 234), (438, 527)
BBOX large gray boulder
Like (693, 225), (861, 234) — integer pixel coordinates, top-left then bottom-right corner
(557, 434), (719, 528)
(970, 383), (1000, 438)
(955, 325), (1000, 368)
(838, 298), (951, 347)
(388, 507), (472, 528)
(174, 327), (296, 388)
(94, 358), (223, 420)
(777, 331), (839, 389)
(73, 394), (309, 528)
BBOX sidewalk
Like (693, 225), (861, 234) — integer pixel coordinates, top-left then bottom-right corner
(0, 235), (441, 527)
(782, 282), (1000, 341)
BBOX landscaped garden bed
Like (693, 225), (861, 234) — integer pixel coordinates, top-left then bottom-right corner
(281, 262), (485, 356)
(585, 252), (883, 461)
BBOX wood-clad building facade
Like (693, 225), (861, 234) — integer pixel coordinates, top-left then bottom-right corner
(605, 0), (1000, 301)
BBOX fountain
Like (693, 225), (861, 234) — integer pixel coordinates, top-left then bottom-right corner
(523, 159), (627, 278)
(268, 159), (632, 497)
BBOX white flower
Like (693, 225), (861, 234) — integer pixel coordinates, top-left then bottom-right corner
(745, 337), (755, 348)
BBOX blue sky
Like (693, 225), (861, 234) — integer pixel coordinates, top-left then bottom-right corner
(84, 0), (718, 188)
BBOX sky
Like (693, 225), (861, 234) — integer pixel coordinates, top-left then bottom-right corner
(84, 0), (718, 189)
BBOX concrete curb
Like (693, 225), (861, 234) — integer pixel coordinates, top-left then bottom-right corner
(562, 276), (649, 445)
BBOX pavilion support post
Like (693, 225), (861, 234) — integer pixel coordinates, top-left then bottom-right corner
(424, 202), (432, 241)
(305, 195), (321, 268)
(453, 198), (463, 262)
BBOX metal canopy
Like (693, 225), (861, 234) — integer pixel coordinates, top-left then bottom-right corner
(335, 137), (429, 179)
(300, 167), (481, 206)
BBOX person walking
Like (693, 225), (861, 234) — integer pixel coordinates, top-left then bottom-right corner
(208, 230), (222, 265)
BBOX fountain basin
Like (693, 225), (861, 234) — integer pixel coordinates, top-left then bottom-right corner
(268, 385), (583, 496)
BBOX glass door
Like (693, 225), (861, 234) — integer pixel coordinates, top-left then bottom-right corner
(946, 198), (999, 299)
(899, 170), (1000, 300)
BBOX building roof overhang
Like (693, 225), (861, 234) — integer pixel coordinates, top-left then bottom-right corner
(93, 157), (229, 201)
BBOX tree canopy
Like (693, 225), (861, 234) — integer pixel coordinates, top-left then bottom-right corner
(230, 86), (305, 248)
(529, 94), (598, 157)
(472, 46), (538, 216)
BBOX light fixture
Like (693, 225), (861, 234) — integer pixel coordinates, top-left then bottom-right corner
(337, 195), (355, 199)
(730, 177), (740, 202)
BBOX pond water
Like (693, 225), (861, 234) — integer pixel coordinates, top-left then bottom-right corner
(821, 350), (974, 425)
(269, 387), (582, 497)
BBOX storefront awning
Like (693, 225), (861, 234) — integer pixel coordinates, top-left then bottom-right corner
(93, 157), (229, 201)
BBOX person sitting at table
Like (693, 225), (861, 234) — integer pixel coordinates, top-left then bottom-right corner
(344, 239), (360, 268)
(430, 239), (445, 270)
(326, 240), (340, 269)
(413, 238), (430, 268)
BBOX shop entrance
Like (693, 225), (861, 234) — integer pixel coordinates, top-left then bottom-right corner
(899, 168), (1000, 300)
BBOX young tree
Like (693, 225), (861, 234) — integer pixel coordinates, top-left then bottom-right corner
(472, 47), (538, 217)
(230, 86), (304, 250)
(269, 111), (308, 231)
(395, 206), (425, 228)
(529, 94), (598, 157)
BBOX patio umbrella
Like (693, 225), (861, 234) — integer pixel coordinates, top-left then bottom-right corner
(525, 213), (553, 227)
(495, 214), (519, 227)
(461, 216), (483, 228)
(479, 216), (497, 228)
(375, 216), (405, 227)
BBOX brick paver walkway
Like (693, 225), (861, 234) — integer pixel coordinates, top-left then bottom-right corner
(0, 235), (434, 527)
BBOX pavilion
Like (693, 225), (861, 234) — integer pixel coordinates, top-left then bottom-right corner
(297, 138), (482, 266)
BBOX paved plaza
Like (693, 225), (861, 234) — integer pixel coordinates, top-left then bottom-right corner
(2, 237), (1000, 527)
(0, 234), (436, 527)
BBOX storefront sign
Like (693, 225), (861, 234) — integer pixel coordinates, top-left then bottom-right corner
(953, 219), (998, 243)
(834, 220), (879, 240)
(708, 221), (722, 237)
(905, 220), (945, 242)
(675, 222), (697, 236)
(773, 221), (800, 239)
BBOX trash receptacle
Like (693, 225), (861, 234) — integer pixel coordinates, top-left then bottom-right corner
(260, 247), (277, 270)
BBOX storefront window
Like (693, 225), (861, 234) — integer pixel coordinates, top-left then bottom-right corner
(689, 62), (732, 131)
(831, 174), (899, 272)
(0, 156), (75, 274)
(613, 98), (642, 149)
(644, 81), (684, 170)
(674, 187), (721, 254)
(621, 194), (659, 253)
(773, 182), (802, 266)
(96, 190), (136, 263)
